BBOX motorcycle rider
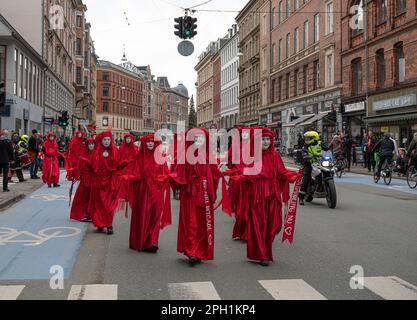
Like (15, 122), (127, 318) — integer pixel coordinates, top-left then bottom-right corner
(299, 131), (322, 206)
(374, 132), (395, 179)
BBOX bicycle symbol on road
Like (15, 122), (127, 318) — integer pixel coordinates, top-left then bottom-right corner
(0, 227), (81, 246)
(30, 194), (69, 202)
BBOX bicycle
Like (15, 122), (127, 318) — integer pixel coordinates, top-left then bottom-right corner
(374, 158), (393, 185)
(334, 154), (348, 178)
(406, 164), (417, 189)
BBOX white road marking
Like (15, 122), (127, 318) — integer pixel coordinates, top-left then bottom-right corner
(259, 279), (327, 300)
(0, 285), (25, 300)
(364, 276), (417, 300)
(168, 281), (221, 300)
(67, 284), (118, 300)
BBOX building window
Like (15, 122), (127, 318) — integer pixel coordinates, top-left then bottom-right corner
(278, 77), (282, 101)
(76, 15), (82, 27)
(272, 7), (276, 28)
(76, 67), (82, 85)
(304, 21), (309, 49)
(103, 87), (109, 97)
(314, 14), (320, 42)
(14, 49), (18, 95)
(352, 0), (364, 36)
(378, 0), (388, 23)
(394, 42), (405, 83)
(396, 0), (407, 15)
(295, 0), (301, 10)
(294, 69), (299, 96)
(352, 58), (362, 94)
(303, 65), (308, 94)
(326, 2), (334, 34)
(76, 38), (82, 55)
(103, 102), (109, 113)
(376, 49), (385, 88)
(103, 72), (110, 81)
(285, 73), (290, 99)
(286, 0), (291, 18)
(271, 43), (276, 66)
(314, 60), (320, 90)
(294, 28), (299, 53)
(286, 33), (291, 58)
(326, 52), (334, 86)
(279, 1), (283, 23)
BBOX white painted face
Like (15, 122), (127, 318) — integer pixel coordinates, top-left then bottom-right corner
(77, 132), (83, 138)
(262, 137), (271, 150)
(146, 141), (155, 150)
(102, 137), (111, 148)
(194, 134), (206, 148)
(126, 137), (132, 144)
(242, 131), (250, 141)
(49, 136), (55, 141)
(87, 143), (95, 151)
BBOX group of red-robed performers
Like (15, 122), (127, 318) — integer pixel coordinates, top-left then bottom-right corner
(64, 127), (302, 267)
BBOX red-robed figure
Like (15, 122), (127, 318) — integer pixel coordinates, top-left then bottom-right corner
(170, 128), (223, 266)
(42, 133), (61, 188)
(227, 126), (255, 241)
(70, 138), (96, 222)
(66, 131), (85, 181)
(243, 128), (299, 266)
(83, 131), (131, 235)
(129, 134), (172, 253)
(116, 133), (137, 209)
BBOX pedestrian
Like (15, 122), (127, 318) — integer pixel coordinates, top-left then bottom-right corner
(58, 137), (67, 168)
(343, 133), (353, 171)
(243, 128), (299, 266)
(41, 133), (61, 188)
(28, 129), (41, 179)
(169, 128), (224, 266)
(0, 130), (14, 192)
(365, 130), (377, 172)
(129, 134), (171, 253)
(115, 134), (137, 213)
(82, 130), (132, 235)
(66, 131), (85, 181)
(9, 132), (25, 182)
(70, 138), (96, 222)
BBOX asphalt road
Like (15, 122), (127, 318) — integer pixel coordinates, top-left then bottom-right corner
(1, 171), (417, 300)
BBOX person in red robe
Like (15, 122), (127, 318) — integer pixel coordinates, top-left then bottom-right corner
(243, 128), (299, 266)
(170, 128), (223, 266)
(83, 130), (131, 235)
(227, 126), (255, 241)
(41, 133), (61, 188)
(129, 134), (171, 253)
(116, 133), (137, 210)
(66, 131), (85, 181)
(70, 138), (96, 222)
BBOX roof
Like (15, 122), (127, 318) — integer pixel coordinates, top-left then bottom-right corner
(172, 83), (189, 98)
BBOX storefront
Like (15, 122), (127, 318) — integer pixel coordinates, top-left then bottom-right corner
(260, 112), (282, 139)
(365, 88), (417, 148)
(342, 100), (367, 141)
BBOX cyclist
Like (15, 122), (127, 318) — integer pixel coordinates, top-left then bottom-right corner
(299, 131), (322, 206)
(373, 132), (395, 179)
(407, 132), (417, 167)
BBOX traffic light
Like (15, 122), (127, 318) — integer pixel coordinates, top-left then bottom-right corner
(184, 16), (197, 39)
(0, 81), (5, 113)
(174, 17), (184, 39)
(59, 111), (70, 127)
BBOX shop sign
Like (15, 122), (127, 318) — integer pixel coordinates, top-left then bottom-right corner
(102, 117), (109, 127)
(374, 94), (416, 111)
(381, 127), (389, 133)
(304, 105), (316, 114)
(344, 101), (365, 113)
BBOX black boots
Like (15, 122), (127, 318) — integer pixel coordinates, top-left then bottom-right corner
(143, 245), (159, 253)
(188, 257), (202, 266)
(107, 227), (114, 235)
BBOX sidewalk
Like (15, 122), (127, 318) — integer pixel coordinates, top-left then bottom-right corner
(0, 171), (44, 211)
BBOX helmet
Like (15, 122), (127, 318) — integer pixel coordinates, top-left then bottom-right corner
(304, 131), (320, 146)
(20, 135), (29, 143)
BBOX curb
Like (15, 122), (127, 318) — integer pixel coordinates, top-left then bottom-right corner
(0, 193), (26, 211)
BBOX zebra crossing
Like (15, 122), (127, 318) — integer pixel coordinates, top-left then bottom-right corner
(1, 276), (416, 300)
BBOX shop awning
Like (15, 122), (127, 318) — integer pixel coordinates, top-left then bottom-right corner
(298, 112), (330, 126)
(282, 114), (315, 127)
(364, 112), (417, 124)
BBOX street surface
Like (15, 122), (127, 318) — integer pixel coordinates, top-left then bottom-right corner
(1, 171), (417, 300)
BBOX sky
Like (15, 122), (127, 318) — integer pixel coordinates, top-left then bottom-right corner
(83, 0), (248, 101)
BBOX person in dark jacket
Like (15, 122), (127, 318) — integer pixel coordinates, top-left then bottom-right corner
(374, 132), (395, 178)
(343, 133), (353, 171)
(0, 130), (14, 192)
(9, 132), (25, 182)
(28, 129), (41, 179)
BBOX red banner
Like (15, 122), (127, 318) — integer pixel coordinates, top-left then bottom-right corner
(282, 175), (302, 244)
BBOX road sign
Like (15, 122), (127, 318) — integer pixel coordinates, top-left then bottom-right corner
(44, 117), (54, 125)
(178, 40), (194, 57)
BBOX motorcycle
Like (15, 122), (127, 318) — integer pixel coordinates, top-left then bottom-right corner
(294, 149), (338, 209)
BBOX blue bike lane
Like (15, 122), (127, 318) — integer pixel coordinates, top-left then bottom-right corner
(0, 173), (88, 280)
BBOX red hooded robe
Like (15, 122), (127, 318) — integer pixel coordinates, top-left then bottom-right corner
(116, 134), (137, 207)
(70, 138), (95, 221)
(67, 131), (85, 181)
(129, 134), (172, 251)
(245, 128), (299, 262)
(42, 133), (60, 186)
(170, 128), (222, 261)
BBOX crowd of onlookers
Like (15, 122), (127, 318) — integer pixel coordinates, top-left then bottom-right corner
(0, 129), (69, 192)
